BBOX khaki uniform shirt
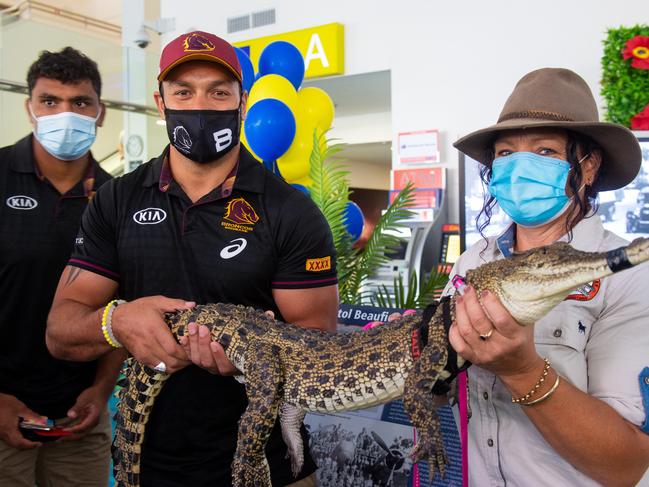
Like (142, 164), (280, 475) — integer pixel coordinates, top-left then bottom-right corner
(444, 216), (649, 486)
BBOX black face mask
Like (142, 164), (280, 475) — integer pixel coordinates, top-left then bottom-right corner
(164, 108), (241, 164)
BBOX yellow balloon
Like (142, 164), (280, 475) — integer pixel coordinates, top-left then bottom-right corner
(292, 174), (313, 187)
(296, 87), (335, 131)
(277, 123), (314, 182)
(247, 74), (298, 113)
(240, 122), (262, 163)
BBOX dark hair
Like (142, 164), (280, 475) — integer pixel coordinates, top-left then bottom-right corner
(27, 47), (101, 98)
(475, 130), (601, 241)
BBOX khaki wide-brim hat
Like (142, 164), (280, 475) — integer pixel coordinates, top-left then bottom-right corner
(454, 68), (641, 191)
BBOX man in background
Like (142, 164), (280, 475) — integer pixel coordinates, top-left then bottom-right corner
(0, 47), (121, 486)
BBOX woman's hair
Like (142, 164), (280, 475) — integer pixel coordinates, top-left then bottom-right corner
(475, 130), (602, 242)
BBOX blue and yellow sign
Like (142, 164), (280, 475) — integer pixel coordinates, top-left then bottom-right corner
(234, 23), (344, 79)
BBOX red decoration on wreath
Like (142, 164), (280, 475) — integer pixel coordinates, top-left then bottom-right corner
(631, 103), (649, 130)
(622, 35), (649, 69)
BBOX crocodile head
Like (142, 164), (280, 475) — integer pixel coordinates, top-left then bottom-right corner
(465, 237), (649, 326)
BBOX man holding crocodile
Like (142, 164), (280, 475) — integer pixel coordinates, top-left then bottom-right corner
(46, 31), (338, 487)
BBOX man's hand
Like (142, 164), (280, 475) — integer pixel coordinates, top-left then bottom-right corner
(58, 385), (106, 440)
(111, 296), (195, 373)
(177, 310), (277, 375)
(0, 393), (45, 449)
(179, 323), (240, 375)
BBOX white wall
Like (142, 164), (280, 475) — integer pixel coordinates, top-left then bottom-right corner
(162, 0), (649, 220)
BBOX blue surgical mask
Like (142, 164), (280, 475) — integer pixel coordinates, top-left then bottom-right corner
(30, 105), (101, 161)
(488, 152), (572, 228)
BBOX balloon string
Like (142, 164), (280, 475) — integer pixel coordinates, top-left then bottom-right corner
(263, 159), (283, 178)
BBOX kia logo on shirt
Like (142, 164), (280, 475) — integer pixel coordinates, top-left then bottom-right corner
(133, 208), (167, 225)
(6, 195), (38, 210)
(220, 238), (247, 259)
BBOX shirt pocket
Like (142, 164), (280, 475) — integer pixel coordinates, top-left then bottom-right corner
(534, 303), (592, 391)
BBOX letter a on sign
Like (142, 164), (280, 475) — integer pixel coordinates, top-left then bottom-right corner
(305, 33), (329, 69)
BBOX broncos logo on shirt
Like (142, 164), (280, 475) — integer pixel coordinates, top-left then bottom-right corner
(221, 197), (259, 233)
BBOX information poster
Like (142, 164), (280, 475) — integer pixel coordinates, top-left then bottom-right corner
(304, 305), (462, 487)
(397, 130), (440, 165)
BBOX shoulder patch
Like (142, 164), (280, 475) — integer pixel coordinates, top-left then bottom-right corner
(306, 256), (331, 272)
(564, 279), (600, 301)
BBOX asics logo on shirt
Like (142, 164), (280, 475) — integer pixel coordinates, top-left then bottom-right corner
(220, 238), (247, 259)
(133, 208), (167, 225)
(6, 195), (38, 210)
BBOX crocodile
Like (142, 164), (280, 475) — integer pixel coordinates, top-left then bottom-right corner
(112, 238), (649, 487)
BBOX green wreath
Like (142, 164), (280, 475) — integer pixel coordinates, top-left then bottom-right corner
(601, 25), (649, 127)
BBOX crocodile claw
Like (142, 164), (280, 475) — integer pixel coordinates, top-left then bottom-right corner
(411, 424), (448, 481)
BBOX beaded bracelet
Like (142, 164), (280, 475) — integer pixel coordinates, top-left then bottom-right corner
(101, 299), (126, 348)
(511, 357), (551, 404)
(521, 375), (561, 407)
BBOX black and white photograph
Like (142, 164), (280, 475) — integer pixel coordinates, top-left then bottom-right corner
(305, 412), (418, 487)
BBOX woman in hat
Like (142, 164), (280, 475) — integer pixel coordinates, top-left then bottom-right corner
(450, 68), (649, 485)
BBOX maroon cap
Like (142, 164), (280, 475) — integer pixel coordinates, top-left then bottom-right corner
(158, 31), (242, 82)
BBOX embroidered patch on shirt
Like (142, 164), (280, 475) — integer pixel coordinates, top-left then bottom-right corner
(221, 197), (259, 233)
(306, 256), (331, 271)
(565, 279), (600, 301)
(639, 367), (649, 435)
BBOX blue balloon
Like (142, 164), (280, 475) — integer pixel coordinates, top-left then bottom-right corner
(235, 47), (255, 93)
(258, 41), (305, 90)
(244, 99), (296, 162)
(344, 202), (364, 243)
(291, 183), (310, 195)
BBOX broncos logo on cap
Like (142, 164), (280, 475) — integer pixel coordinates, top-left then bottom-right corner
(183, 33), (215, 52)
(173, 126), (192, 153)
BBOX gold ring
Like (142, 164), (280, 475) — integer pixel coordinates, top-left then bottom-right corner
(479, 328), (494, 340)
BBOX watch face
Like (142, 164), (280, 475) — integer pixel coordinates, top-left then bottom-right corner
(126, 135), (144, 158)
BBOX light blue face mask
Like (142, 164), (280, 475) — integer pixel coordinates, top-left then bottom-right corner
(488, 152), (574, 228)
(30, 105), (101, 161)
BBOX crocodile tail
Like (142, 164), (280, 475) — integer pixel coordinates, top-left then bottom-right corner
(113, 358), (169, 487)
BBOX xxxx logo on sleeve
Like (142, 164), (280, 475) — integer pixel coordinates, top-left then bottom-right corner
(306, 256), (331, 272)
(221, 197), (259, 233)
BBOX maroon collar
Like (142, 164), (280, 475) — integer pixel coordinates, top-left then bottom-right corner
(158, 154), (238, 200)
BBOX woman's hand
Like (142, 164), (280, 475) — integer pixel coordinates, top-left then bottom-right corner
(449, 285), (542, 379)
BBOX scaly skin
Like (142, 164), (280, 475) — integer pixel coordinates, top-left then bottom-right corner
(113, 238), (649, 487)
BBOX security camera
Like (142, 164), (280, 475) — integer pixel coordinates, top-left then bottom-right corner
(134, 26), (151, 49)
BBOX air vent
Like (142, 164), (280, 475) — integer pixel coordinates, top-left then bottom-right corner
(252, 9), (275, 28)
(227, 14), (250, 33)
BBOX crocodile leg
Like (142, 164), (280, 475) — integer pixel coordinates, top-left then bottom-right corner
(231, 344), (284, 487)
(402, 315), (449, 481)
(279, 402), (306, 476)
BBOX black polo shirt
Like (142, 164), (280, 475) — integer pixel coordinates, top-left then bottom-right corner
(69, 146), (337, 486)
(0, 135), (112, 419)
